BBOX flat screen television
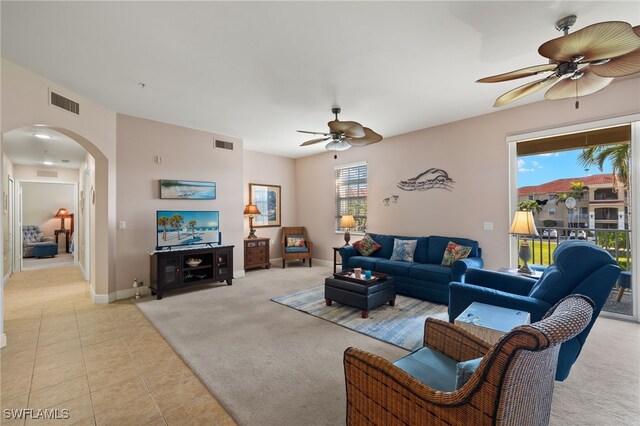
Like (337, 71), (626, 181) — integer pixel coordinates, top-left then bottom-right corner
(156, 210), (220, 249)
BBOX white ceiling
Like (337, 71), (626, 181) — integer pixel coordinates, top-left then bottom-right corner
(3, 127), (86, 169)
(2, 1), (639, 159)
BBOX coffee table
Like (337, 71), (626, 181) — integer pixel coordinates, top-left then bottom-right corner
(324, 271), (396, 318)
(454, 302), (531, 344)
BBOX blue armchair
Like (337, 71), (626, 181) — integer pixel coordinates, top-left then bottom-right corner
(448, 240), (621, 381)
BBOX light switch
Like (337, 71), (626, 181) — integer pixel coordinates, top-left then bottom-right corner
(119, 221), (126, 230)
(483, 222), (494, 231)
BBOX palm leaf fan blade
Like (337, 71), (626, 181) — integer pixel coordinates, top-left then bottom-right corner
(591, 27), (640, 77)
(538, 21), (640, 62)
(328, 120), (366, 138)
(300, 137), (330, 146)
(345, 128), (383, 147)
(477, 64), (557, 83)
(493, 76), (558, 107)
(544, 69), (613, 100)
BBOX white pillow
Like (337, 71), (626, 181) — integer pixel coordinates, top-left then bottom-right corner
(390, 239), (418, 262)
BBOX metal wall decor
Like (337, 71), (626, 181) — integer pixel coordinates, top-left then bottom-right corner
(382, 195), (399, 206)
(397, 168), (455, 191)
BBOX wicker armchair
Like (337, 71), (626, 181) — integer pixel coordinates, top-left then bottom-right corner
(344, 295), (595, 426)
(281, 227), (313, 268)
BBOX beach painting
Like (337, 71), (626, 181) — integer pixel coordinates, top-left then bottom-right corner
(156, 210), (220, 248)
(160, 180), (216, 200)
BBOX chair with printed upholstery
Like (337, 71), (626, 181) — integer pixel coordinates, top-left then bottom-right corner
(281, 227), (313, 268)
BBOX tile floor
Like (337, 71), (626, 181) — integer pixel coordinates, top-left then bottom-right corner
(1, 266), (236, 425)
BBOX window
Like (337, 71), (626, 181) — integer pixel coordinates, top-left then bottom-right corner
(528, 195), (534, 200)
(335, 162), (367, 232)
(548, 206), (556, 216)
(548, 194), (556, 201)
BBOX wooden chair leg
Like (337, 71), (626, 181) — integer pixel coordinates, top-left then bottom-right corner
(309, 258), (312, 267)
(617, 286), (626, 303)
(282, 259), (285, 269)
(302, 259), (305, 264)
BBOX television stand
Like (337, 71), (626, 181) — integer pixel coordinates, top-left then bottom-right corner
(149, 245), (234, 300)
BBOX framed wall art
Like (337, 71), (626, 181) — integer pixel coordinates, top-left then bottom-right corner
(249, 183), (281, 227)
(160, 180), (217, 200)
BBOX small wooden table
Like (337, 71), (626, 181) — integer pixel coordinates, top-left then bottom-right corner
(455, 302), (531, 344)
(54, 229), (71, 253)
(332, 246), (343, 273)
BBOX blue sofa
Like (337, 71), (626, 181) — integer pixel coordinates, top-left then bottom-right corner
(339, 233), (483, 304)
(448, 240), (621, 381)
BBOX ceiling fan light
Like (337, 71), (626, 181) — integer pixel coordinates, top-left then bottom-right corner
(325, 140), (351, 151)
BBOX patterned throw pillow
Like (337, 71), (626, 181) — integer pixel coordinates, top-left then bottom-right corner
(441, 241), (472, 266)
(390, 239), (418, 262)
(286, 237), (305, 247)
(352, 235), (382, 256)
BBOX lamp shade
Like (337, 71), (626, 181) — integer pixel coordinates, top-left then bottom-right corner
(243, 204), (261, 215)
(339, 214), (356, 229)
(55, 208), (70, 218)
(509, 210), (538, 236)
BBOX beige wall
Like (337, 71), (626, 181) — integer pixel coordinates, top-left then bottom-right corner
(13, 164), (80, 183)
(21, 181), (75, 253)
(115, 114), (244, 291)
(296, 78), (640, 270)
(1, 59), (116, 298)
(243, 150), (298, 259)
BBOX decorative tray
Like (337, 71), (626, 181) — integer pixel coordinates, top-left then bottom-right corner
(332, 270), (388, 284)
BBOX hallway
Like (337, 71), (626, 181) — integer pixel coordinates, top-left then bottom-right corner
(1, 266), (234, 425)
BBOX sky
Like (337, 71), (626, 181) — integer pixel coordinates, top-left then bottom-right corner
(517, 148), (614, 188)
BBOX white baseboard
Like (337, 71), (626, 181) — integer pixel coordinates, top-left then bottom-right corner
(1, 333), (7, 348)
(3, 274), (9, 285)
(234, 269), (245, 279)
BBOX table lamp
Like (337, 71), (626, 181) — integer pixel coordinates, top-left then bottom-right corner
(339, 214), (356, 246)
(243, 204), (261, 239)
(55, 208), (70, 231)
(509, 210), (538, 275)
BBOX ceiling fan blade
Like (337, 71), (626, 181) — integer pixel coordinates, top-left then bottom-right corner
(345, 128), (383, 147)
(544, 69), (613, 100)
(297, 130), (331, 136)
(538, 21), (640, 63)
(477, 64), (557, 83)
(300, 137), (330, 146)
(590, 26), (640, 77)
(328, 120), (366, 138)
(493, 76), (559, 107)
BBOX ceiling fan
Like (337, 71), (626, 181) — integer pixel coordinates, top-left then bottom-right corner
(298, 108), (383, 158)
(477, 16), (640, 109)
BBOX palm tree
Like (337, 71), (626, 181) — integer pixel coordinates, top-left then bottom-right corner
(188, 220), (197, 237)
(556, 181), (585, 204)
(158, 216), (170, 241)
(171, 214), (184, 240)
(517, 200), (542, 215)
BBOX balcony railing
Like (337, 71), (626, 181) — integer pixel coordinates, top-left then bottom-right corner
(520, 226), (631, 270)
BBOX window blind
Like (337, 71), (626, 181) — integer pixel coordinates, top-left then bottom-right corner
(335, 162), (367, 232)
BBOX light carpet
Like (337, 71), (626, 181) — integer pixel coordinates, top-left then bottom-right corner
(135, 265), (640, 426)
(21, 253), (74, 270)
(272, 285), (448, 351)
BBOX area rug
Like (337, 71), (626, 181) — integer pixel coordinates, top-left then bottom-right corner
(272, 285), (448, 351)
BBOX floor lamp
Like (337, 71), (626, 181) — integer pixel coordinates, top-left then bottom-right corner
(509, 210), (538, 275)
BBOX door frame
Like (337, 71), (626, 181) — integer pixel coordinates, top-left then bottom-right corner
(507, 113), (640, 323)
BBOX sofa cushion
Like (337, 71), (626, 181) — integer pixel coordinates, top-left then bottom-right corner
(390, 239), (418, 262)
(441, 241), (472, 266)
(366, 233), (396, 259)
(412, 237), (430, 264)
(427, 236), (480, 264)
(352, 235), (382, 256)
(376, 259), (417, 276)
(393, 347), (458, 392)
(409, 264), (452, 284)
(347, 256), (386, 271)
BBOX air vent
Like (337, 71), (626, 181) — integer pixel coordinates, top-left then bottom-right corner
(49, 90), (80, 115)
(37, 170), (58, 178)
(214, 139), (234, 150)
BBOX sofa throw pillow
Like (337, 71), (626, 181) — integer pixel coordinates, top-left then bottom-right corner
(455, 357), (482, 389)
(286, 236), (306, 247)
(442, 241), (472, 266)
(352, 235), (382, 256)
(390, 239), (418, 262)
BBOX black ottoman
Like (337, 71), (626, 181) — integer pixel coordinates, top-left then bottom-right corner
(324, 275), (396, 318)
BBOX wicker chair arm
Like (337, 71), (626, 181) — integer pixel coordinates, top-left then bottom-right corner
(305, 240), (313, 249)
(423, 318), (492, 361)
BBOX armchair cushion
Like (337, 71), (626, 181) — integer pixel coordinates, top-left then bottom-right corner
(284, 246), (309, 253)
(455, 357), (482, 389)
(393, 346), (458, 392)
(285, 236), (306, 247)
